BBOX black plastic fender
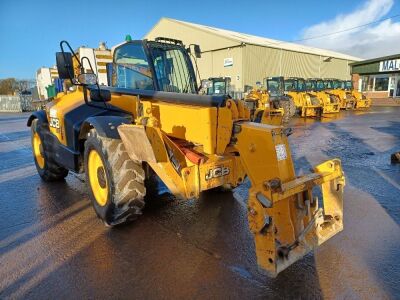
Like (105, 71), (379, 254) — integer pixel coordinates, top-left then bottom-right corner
(27, 110), (48, 127)
(79, 116), (132, 140)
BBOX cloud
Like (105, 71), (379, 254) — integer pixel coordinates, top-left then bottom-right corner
(300, 0), (400, 59)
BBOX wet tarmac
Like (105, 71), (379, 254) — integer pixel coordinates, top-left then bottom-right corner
(0, 108), (399, 299)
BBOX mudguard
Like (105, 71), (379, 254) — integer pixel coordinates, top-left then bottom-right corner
(80, 116), (132, 140)
(27, 110), (48, 127)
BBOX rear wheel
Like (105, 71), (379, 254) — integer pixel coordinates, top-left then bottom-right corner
(31, 119), (69, 181)
(280, 100), (291, 123)
(84, 129), (146, 226)
(288, 97), (296, 117)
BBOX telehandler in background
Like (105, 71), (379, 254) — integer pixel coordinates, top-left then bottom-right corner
(306, 79), (340, 114)
(28, 38), (345, 278)
(201, 77), (232, 96)
(243, 87), (284, 125)
(324, 79), (355, 110)
(244, 77), (295, 124)
(284, 77), (323, 118)
(201, 77), (284, 125)
(342, 80), (371, 109)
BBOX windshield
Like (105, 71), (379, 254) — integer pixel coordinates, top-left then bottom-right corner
(344, 81), (353, 90)
(297, 79), (306, 92)
(113, 43), (154, 90)
(306, 80), (316, 91)
(316, 80), (325, 90)
(284, 79), (296, 92)
(333, 80), (342, 89)
(208, 80), (228, 95)
(324, 80), (333, 89)
(267, 78), (284, 96)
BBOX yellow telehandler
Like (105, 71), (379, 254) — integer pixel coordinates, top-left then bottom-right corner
(284, 77), (323, 118)
(201, 77), (232, 96)
(200, 77), (283, 125)
(243, 77), (296, 124)
(243, 87), (285, 125)
(27, 38), (345, 277)
(342, 80), (371, 109)
(324, 79), (355, 110)
(306, 79), (340, 114)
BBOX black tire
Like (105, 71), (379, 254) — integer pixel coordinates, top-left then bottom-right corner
(288, 97), (296, 117)
(31, 119), (69, 181)
(280, 100), (291, 124)
(84, 129), (146, 226)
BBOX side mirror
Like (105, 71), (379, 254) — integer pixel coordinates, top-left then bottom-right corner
(56, 52), (74, 80)
(194, 45), (201, 58)
(78, 73), (97, 85)
(90, 89), (111, 102)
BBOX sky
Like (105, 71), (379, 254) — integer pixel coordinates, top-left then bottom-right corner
(1, 0), (399, 79)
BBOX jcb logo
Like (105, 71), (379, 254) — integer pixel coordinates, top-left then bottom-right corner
(205, 166), (230, 180)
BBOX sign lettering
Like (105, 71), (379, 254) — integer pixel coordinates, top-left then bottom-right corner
(379, 59), (400, 72)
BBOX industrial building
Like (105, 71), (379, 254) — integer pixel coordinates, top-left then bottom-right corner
(351, 54), (400, 99)
(145, 18), (362, 92)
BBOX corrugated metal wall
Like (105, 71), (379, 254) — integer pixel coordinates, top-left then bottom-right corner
(243, 45), (280, 88)
(243, 45), (351, 89)
(197, 47), (243, 91)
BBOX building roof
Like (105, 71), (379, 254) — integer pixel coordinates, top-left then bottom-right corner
(349, 53), (400, 66)
(159, 18), (362, 62)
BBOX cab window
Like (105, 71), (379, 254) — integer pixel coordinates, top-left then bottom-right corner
(113, 43), (154, 90)
(150, 46), (197, 94)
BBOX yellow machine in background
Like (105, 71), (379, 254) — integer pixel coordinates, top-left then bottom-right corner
(306, 79), (340, 114)
(28, 38), (346, 278)
(244, 88), (284, 125)
(284, 77), (323, 118)
(243, 77), (296, 125)
(201, 77), (232, 96)
(324, 79), (355, 110)
(342, 80), (371, 109)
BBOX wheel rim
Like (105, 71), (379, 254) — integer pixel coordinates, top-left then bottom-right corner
(88, 150), (108, 206)
(33, 132), (45, 169)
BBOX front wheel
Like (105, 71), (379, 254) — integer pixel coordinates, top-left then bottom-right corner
(31, 119), (68, 181)
(84, 129), (146, 226)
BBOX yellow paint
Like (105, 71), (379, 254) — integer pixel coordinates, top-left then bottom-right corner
(288, 91), (323, 118)
(141, 101), (218, 155)
(352, 90), (371, 109)
(311, 91), (340, 114)
(244, 89), (284, 124)
(32, 132), (45, 169)
(109, 94), (138, 115)
(46, 89), (85, 145)
(327, 89), (355, 110)
(231, 122), (345, 277)
(88, 149), (108, 206)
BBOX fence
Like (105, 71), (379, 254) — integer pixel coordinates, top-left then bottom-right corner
(0, 95), (35, 112)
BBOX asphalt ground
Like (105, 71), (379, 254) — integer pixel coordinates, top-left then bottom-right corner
(0, 108), (399, 299)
